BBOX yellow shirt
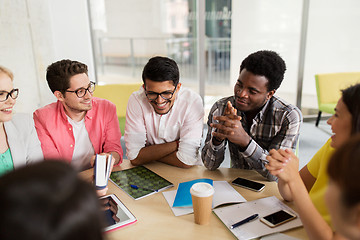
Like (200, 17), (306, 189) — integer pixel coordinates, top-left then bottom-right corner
(307, 138), (335, 227)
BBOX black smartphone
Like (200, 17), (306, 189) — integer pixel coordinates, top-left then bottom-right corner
(260, 209), (297, 228)
(231, 177), (265, 192)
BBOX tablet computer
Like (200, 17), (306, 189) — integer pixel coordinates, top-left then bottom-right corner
(100, 194), (137, 232)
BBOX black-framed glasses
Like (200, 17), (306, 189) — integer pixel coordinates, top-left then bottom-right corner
(65, 81), (95, 98)
(0, 89), (19, 102)
(145, 84), (177, 101)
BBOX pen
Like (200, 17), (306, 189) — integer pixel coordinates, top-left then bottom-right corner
(230, 214), (259, 229)
(130, 184), (158, 192)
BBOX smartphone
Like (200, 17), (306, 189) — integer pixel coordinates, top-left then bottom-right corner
(231, 177), (265, 192)
(260, 209), (297, 228)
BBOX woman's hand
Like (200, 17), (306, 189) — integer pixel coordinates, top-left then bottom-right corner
(266, 149), (301, 201)
(266, 149), (300, 183)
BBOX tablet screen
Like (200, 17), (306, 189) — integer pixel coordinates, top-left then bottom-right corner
(100, 194), (136, 231)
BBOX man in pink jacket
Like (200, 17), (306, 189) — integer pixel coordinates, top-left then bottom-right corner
(34, 59), (123, 171)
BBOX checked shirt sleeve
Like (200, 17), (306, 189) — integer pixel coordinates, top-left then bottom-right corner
(201, 100), (228, 170)
(242, 107), (302, 181)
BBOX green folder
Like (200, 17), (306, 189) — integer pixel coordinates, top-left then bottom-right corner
(110, 166), (174, 200)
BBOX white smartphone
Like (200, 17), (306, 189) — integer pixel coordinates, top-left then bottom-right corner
(231, 177), (265, 192)
(260, 209), (297, 228)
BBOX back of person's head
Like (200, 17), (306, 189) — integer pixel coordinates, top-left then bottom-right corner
(240, 50), (286, 91)
(341, 83), (360, 134)
(0, 65), (14, 80)
(0, 161), (104, 240)
(327, 134), (360, 239)
(142, 56), (179, 86)
(46, 59), (88, 94)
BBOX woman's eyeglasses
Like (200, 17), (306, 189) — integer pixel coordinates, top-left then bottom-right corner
(0, 89), (19, 102)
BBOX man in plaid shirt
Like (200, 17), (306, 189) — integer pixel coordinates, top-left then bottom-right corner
(201, 50), (302, 181)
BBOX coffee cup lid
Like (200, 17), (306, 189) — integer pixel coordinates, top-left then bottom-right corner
(190, 182), (215, 197)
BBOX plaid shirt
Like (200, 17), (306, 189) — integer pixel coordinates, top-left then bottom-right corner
(201, 95), (302, 181)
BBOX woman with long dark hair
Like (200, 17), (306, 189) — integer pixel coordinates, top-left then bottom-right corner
(266, 83), (360, 239)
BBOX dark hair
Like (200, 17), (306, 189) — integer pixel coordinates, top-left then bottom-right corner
(46, 59), (88, 94)
(328, 134), (360, 208)
(240, 50), (286, 91)
(341, 83), (360, 134)
(142, 56), (179, 86)
(0, 161), (104, 240)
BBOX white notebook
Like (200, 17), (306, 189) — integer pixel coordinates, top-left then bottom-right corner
(213, 196), (303, 240)
(163, 181), (247, 216)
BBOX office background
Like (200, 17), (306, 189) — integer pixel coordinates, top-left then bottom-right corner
(1, 0), (360, 115)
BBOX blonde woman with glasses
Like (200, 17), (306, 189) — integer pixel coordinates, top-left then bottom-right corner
(0, 66), (43, 176)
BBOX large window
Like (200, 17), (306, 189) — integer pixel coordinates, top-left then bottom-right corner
(89, 0), (232, 109)
(90, 0), (199, 86)
(2, 0), (359, 114)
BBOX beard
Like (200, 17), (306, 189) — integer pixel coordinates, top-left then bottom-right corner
(64, 99), (92, 114)
(150, 99), (174, 115)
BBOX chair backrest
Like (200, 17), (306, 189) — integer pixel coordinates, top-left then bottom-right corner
(315, 72), (360, 105)
(93, 83), (142, 118)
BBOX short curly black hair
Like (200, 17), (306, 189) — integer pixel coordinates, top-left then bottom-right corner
(240, 50), (286, 91)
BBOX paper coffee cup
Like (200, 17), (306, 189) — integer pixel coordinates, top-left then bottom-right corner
(190, 182), (215, 225)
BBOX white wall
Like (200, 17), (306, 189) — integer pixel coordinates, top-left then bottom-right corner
(0, 0), (95, 113)
(230, 0), (302, 106)
(0, 0), (54, 113)
(48, 0), (96, 82)
(231, 0), (360, 109)
(302, 0), (360, 107)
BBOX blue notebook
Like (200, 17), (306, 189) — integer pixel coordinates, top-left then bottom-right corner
(172, 178), (213, 207)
